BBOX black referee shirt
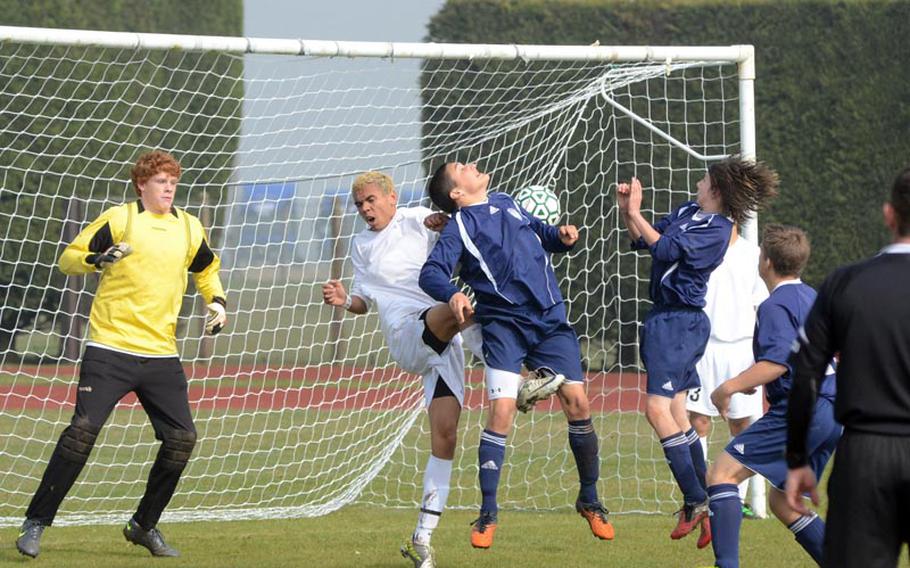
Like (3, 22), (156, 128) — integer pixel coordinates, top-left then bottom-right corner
(786, 244), (910, 467)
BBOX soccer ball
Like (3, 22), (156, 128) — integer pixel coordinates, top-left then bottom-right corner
(514, 185), (561, 225)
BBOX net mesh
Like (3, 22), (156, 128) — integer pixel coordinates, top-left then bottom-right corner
(0, 38), (741, 525)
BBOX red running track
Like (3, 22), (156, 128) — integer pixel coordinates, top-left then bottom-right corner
(0, 365), (648, 413)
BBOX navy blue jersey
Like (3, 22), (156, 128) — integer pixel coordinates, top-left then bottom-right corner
(631, 201), (733, 309)
(755, 281), (836, 406)
(419, 192), (571, 311)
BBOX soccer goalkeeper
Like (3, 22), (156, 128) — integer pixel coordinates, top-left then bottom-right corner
(15, 150), (227, 559)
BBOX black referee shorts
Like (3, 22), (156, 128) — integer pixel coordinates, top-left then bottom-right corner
(74, 346), (195, 437)
(823, 430), (910, 568)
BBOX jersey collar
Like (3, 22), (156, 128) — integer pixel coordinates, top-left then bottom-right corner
(880, 243), (910, 255)
(136, 199), (178, 217)
(771, 278), (802, 292)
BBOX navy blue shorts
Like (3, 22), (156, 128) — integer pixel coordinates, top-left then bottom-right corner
(640, 307), (710, 397)
(725, 398), (841, 490)
(476, 302), (584, 382)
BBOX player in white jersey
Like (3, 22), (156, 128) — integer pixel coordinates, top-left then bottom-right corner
(322, 171), (478, 568)
(686, 226), (769, 518)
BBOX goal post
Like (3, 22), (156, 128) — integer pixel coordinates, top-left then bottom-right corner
(0, 25), (756, 525)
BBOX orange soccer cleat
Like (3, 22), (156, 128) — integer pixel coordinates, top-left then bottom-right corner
(576, 500), (615, 540)
(470, 511), (498, 549)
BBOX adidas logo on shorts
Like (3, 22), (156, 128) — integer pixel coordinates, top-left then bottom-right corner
(661, 381), (673, 391)
(733, 443), (745, 454)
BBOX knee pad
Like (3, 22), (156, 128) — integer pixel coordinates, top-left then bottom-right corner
(58, 417), (101, 465)
(159, 428), (197, 471)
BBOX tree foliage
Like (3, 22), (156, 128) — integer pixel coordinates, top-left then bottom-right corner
(0, 1), (243, 356)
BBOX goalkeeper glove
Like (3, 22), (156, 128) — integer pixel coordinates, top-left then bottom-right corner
(90, 243), (132, 270)
(206, 299), (227, 335)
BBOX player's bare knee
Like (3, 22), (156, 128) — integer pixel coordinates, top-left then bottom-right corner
(58, 416), (102, 465)
(431, 426), (458, 458)
(707, 451), (745, 486)
(424, 304), (459, 342)
(767, 488), (800, 524)
(645, 396), (669, 424)
(559, 388), (590, 420)
(159, 427), (197, 471)
(432, 416), (458, 447)
(487, 401), (516, 434)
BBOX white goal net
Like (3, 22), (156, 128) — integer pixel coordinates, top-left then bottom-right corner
(0, 26), (754, 525)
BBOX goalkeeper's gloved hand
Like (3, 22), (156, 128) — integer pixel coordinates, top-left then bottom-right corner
(91, 243), (132, 270)
(205, 299), (227, 335)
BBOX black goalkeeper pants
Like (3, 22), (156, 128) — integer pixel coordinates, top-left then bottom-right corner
(25, 346), (196, 528)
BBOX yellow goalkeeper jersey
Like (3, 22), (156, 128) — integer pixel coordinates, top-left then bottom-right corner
(59, 201), (226, 356)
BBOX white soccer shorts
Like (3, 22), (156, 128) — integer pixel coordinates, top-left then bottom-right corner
(483, 367), (522, 401)
(687, 338), (764, 420)
(387, 312), (466, 408)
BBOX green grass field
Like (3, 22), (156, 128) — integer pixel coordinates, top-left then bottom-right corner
(4, 407), (909, 566)
(1, 410), (735, 522)
(0, 506), (856, 568)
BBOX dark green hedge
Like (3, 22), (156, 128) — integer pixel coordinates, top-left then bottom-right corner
(422, 0), (909, 369)
(0, 1), (242, 355)
(426, 0), (910, 284)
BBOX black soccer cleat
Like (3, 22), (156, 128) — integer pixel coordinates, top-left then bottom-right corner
(123, 518), (180, 557)
(16, 519), (46, 558)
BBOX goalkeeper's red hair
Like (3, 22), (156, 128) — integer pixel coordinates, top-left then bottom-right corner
(131, 150), (182, 196)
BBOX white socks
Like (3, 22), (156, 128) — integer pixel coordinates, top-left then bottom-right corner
(413, 455), (453, 544)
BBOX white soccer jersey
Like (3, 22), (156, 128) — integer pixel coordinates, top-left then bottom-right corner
(702, 236), (768, 343)
(350, 207), (440, 337)
(689, 236), (768, 418)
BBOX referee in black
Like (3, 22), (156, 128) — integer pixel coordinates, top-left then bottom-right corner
(15, 151), (228, 559)
(785, 167), (910, 567)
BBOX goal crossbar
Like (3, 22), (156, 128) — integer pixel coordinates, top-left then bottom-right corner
(0, 25), (752, 64)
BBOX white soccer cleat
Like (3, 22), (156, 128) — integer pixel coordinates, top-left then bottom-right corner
(516, 366), (566, 413)
(400, 538), (436, 568)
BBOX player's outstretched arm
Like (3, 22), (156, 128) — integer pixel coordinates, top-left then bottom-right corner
(557, 225), (579, 247)
(621, 177), (662, 246)
(322, 279), (368, 314)
(419, 222), (464, 302)
(710, 360), (785, 419)
(512, 196), (573, 252)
